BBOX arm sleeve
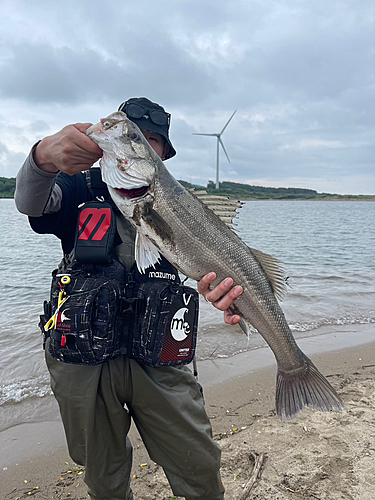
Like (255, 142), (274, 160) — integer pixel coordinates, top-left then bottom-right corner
(16, 147), (95, 254)
(14, 143), (62, 217)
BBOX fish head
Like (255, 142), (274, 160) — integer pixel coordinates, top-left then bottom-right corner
(87, 111), (175, 270)
(86, 111), (161, 218)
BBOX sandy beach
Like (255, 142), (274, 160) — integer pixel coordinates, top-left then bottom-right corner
(1, 325), (375, 500)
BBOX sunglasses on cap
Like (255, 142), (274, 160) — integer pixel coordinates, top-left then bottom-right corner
(118, 101), (171, 127)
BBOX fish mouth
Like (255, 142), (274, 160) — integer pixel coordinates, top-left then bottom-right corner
(114, 186), (150, 199)
(85, 122), (103, 137)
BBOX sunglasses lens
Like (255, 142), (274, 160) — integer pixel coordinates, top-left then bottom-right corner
(149, 110), (168, 125)
(125, 103), (145, 119)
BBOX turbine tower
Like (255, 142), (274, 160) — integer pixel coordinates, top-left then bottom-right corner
(193, 110), (237, 189)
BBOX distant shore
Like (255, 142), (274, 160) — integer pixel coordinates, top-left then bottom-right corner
(2, 176), (374, 201)
(178, 180), (375, 202)
(2, 194), (375, 202)
(239, 197), (375, 202)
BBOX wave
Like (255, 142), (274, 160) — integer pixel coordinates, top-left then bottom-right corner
(290, 313), (375, 333)
(0, 375), (52, 406)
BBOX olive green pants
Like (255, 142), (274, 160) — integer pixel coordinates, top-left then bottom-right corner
(46, 345), (224, 500)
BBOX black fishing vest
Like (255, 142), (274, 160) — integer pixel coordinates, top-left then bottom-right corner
(40, 169), (199, 367)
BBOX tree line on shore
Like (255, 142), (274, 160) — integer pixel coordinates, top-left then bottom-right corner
(179, 180), (374, 201)
(0, 177), (16, 198)
(1, 176), (374, 201)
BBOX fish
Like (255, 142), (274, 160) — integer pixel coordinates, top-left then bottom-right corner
(86, 111), (343, 421)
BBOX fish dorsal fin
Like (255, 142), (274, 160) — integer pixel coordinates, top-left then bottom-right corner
(249, 248), (287, 301)
(135, 232), (161, 273)
(190, 189), (243, 230)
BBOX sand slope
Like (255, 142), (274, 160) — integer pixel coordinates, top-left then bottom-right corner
(2, 343), (375, 500)
(126, 362), (375, 499)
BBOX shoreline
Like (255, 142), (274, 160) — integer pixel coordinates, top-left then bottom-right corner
(198, 322), (375, 387)
(1, 325), (375, 498)
(2, 197), (375, 202)
(238, 198), (375, 202)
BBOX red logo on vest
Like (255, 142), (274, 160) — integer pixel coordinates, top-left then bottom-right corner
(78, 208), (112, 241)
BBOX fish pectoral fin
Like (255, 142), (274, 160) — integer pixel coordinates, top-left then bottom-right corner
(135, 232), (161, 274)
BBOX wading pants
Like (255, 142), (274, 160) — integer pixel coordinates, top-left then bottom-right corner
(46, 346), (225, 500)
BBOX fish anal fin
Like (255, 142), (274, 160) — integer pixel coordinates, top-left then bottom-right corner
(276, 353), (344, 422)
(238, 318), (253, 337)
(135, 232), (161, 274)
(249, 247), (288, 301)
(228, 306), (254, 337)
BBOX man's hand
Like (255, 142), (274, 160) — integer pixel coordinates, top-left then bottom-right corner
(34, 123), (103, 175)
(197, 272), (243, 326)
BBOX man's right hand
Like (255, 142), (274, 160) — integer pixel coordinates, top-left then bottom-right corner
(34, 123), (103, 175)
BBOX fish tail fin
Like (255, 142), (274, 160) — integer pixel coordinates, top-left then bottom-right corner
(276, 352), (344, 422)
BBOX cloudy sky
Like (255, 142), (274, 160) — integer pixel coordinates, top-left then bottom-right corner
(1, 0), (374, 194)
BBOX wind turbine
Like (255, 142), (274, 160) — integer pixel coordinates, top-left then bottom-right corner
(193, 110), (237, 189)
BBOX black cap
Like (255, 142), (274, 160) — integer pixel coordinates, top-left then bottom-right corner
(118, 97), (176, 160)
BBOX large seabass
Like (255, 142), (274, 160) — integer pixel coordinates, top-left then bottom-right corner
(86, 112), (343, 421)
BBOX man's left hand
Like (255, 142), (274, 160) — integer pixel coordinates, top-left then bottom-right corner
(197, 272), (243, 325)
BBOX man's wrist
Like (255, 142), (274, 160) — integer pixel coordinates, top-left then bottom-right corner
(34, 138), (59, 173)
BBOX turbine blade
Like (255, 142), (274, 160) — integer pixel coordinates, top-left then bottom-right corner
(192, 133), (218, 136)
(219, 137), (230, 163)
(220, 110), (237, 135)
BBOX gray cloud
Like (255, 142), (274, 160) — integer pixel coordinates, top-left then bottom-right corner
(0, 38), (219, 107)
(0, 0), (373, 193)
(0, 141), (28, 178)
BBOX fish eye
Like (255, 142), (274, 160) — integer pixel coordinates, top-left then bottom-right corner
(103, 121), (111, 129)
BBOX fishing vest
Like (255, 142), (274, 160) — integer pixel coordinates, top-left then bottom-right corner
(40, 169), (199, 367)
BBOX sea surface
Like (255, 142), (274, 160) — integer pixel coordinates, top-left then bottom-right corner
(0, 198), (374, 431)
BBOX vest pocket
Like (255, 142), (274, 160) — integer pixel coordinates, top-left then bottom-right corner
(47, 271), (124, 365)
(128, 282), (199, 367)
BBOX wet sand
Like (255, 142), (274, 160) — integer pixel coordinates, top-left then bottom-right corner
(1, 324), (375, 499)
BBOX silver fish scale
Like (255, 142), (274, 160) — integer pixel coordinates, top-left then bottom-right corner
(152, 164), (303, 372)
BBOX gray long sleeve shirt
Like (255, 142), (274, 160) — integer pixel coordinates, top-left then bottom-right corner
(15, 144), (62, 217)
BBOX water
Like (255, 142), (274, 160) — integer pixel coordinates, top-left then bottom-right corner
(0, 199), (374, 430)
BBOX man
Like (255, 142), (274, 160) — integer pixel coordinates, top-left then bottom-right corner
(15, 97), (243, 500)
